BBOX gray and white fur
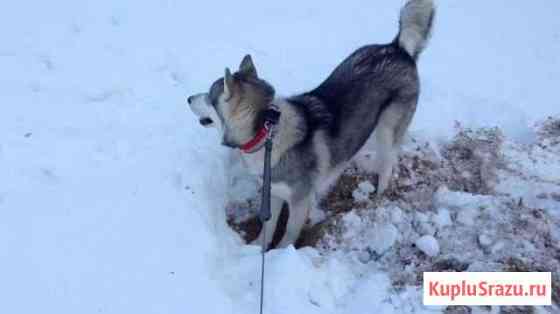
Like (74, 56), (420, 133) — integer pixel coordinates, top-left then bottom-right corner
(187, 0), (435, 249)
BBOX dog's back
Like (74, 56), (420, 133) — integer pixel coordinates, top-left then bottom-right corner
(302, 43), (419, 164)
(289, 0), (435, 194)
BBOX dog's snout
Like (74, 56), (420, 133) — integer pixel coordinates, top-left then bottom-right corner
(187, 95), (194, 104)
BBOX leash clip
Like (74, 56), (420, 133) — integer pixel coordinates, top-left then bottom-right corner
(263, 105), (281, 140)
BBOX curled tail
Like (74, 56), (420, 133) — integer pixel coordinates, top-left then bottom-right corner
(397, 0), (435, 59)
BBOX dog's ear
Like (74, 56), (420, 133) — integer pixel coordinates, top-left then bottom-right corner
(224, 67), (234, 99)
(239, 54), (257, 78)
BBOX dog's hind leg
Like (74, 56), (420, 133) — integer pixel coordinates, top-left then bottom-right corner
(373, 98), (416, 195)
(276, 196), (311, 248)
(250, 196), (284, 250)
(373, 126), (397, 196)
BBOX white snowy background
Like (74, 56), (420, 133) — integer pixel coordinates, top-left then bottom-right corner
(1, 1), (559, 313)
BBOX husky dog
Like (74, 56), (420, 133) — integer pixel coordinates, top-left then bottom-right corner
(188, 0), (435, 248)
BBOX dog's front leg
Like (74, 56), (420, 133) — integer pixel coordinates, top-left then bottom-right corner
(276, 196), (311, 248)
(249, 196), (284, 250)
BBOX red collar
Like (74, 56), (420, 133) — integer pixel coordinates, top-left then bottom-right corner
(240, 126), (269, 153)
(239, 105), (281, 154)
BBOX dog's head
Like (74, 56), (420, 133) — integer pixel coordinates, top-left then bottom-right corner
(187, 55), (275, 148)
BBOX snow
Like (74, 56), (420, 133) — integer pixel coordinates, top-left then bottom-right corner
(367, 223), (399, 255)
(391, 207), (404, 224)
(352, 181), (376, 203)
(415, 235), (440, 257)
(434, 187), (495, 211)
(415, 212), (437, 236)
(432, 208), (452, 229)
(456, 208), (479, 226)
(477, 233), (494, 248)
(1, 0), (560, 314)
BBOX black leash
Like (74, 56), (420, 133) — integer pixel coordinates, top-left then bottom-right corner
(258, 105), (281, 314)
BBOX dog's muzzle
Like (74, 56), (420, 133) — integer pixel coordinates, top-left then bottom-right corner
(187, 93), (215, 127)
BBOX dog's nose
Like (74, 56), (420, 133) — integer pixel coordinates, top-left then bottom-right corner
(187, 95), (194, 104)
(199, 118), (213, 126)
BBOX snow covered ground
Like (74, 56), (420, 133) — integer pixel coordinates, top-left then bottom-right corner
(1, 1), (559, 313)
